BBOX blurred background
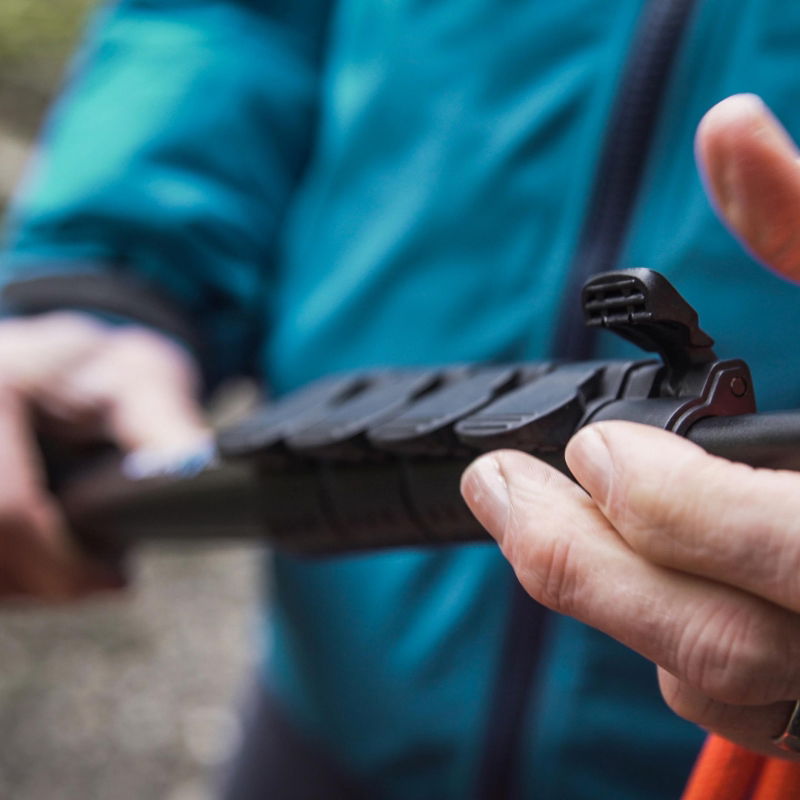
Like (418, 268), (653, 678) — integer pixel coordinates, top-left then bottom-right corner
(0, 3), (263, 799)
(0, 0), (96, 207)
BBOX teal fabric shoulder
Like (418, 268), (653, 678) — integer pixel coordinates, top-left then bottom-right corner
(2, 0), (331, 380)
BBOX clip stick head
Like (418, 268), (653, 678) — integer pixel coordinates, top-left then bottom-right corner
(582, 268), (716, 378)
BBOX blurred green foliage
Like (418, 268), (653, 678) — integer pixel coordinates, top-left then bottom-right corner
(0, 0), (95, 66)
(0, 0), (97, 135)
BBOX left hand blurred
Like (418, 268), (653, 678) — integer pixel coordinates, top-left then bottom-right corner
(461, 94), (800, 757)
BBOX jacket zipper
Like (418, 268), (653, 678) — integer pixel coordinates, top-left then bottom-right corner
(476, 2), (700, 798)
(555, 0), (701, 361)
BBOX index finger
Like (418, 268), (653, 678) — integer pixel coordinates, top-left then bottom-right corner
(696, 93), (800, 282)
(462, 448), (800, 706)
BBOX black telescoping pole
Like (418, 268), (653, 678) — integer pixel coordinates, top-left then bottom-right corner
(687, 412), (800, 472)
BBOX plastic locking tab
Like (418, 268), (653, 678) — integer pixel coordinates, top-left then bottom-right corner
(217, 373), (369, 462)
(368, 366), (522, 456)
(286, 369), (444, 460)
(454, 363), (605, 452)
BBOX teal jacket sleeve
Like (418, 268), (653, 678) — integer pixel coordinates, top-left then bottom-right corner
(0, 0), (330, 381)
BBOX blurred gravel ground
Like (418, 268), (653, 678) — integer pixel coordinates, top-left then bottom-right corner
(0, 544), (264, 800)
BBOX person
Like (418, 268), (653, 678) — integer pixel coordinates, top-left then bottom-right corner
(462, 93), (800, 761)
(2, 2), (800, 798)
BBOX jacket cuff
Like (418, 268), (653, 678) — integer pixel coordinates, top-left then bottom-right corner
(0, 269), (201, 360)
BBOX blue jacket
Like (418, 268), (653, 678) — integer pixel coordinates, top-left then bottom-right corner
(5, 1), (800, 797)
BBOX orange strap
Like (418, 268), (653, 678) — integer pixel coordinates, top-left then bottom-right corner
(682, 735), (764, 800)
(681, 734), (800, 800)
(752, 757), (800, 800)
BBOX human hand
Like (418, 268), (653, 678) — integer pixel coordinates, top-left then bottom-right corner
(461, 94), (800, 756)
(0, 312), (208, 601)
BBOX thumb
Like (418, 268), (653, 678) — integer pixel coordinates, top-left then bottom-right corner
(695, 93), (800, 282)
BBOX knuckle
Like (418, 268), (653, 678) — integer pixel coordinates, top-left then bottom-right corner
(111, 326), (178, 361)
(676, 600), (791, 705)
(109, 327), (198, 381)
(505, 514), (581, 615)
(39, 311), (106, 338)
(536, 536), (581, 615)
(12, 311), (106, 350)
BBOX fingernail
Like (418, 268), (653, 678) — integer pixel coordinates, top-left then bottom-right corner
(566, 427), (612, 503)
(461, 455), (510, 543)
